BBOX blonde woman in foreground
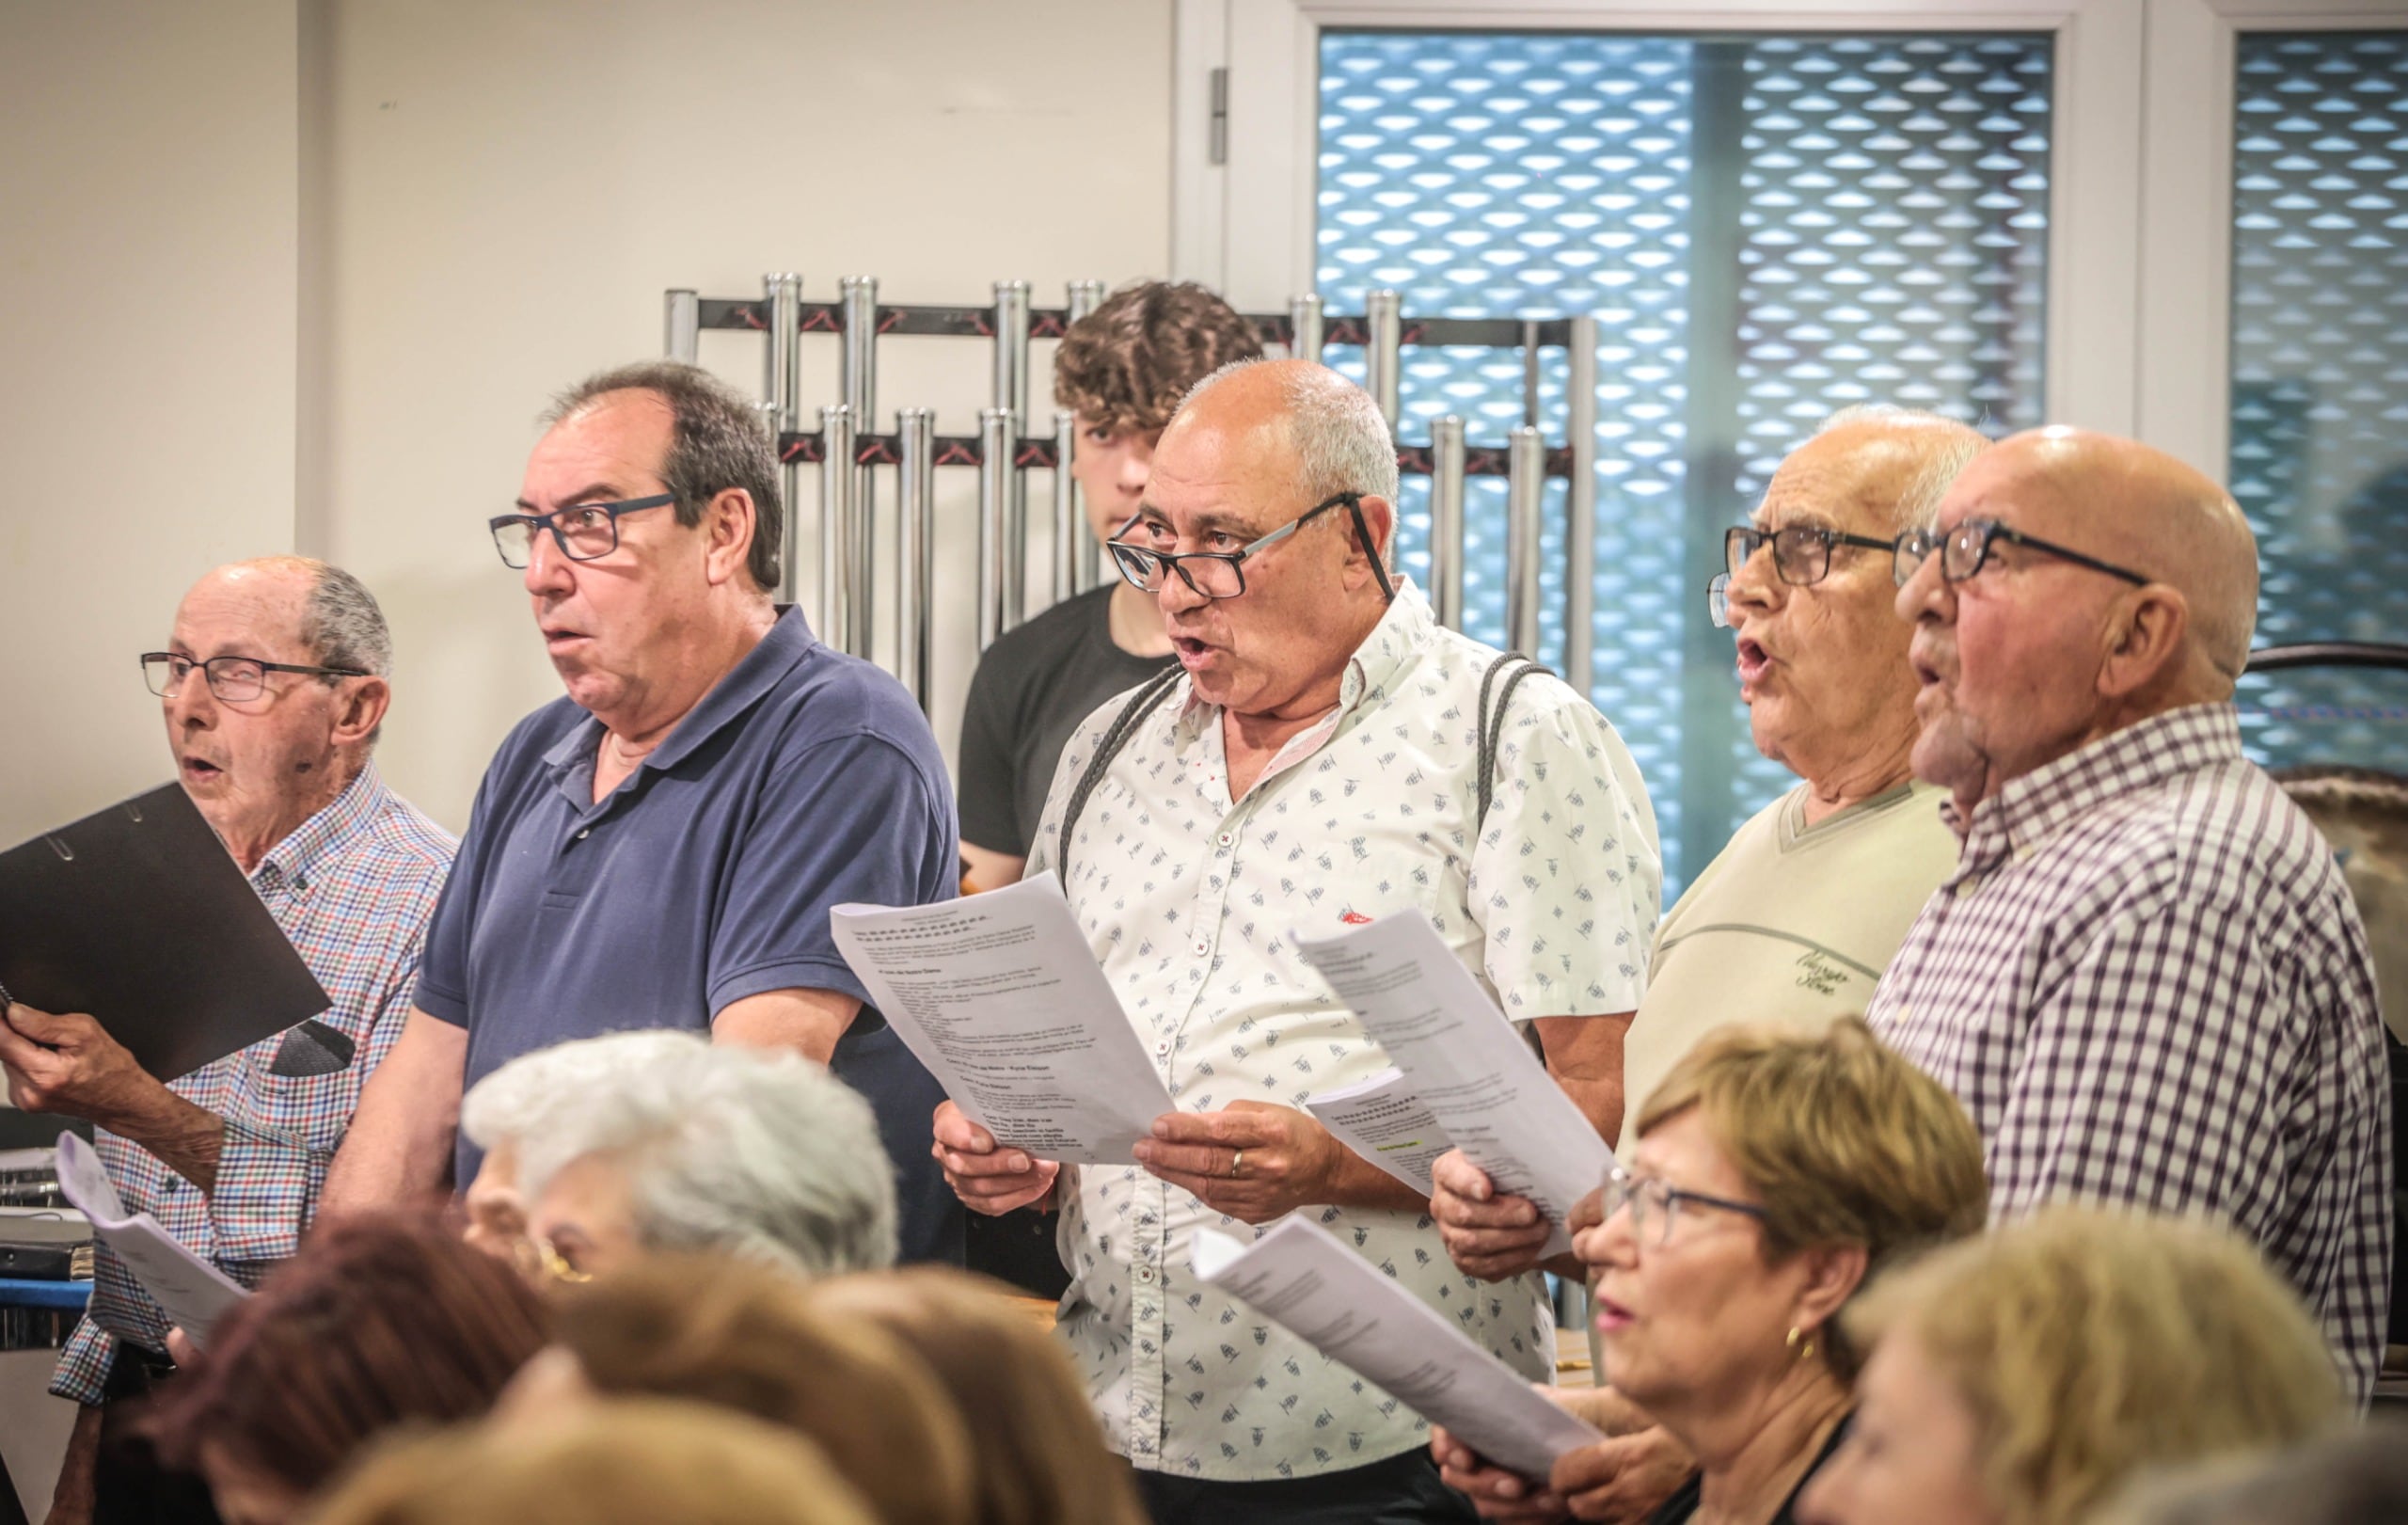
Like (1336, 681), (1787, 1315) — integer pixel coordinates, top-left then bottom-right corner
(1797, 1205), (2346, 1525)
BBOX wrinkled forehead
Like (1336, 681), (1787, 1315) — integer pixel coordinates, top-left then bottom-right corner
(1929, 445), (2066, 536)
(1753, 448), (1904, 537)
(1142, 417), (1307, 534)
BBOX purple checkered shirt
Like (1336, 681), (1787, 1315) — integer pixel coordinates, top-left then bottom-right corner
(1869, 704), (2393, 1404)
(49, 765), (453, 1406)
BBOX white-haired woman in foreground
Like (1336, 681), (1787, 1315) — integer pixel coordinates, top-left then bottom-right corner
(460, 1029), (897, 1281)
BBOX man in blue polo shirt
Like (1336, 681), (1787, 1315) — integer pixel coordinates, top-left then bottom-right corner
(325, 361), (961, 1263)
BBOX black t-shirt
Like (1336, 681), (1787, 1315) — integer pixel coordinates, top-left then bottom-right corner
(958, 583), (1175, 858)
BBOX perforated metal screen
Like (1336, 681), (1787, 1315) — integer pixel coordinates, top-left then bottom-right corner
(2229, 31), (2408, 776)
(1317, 31), (2052, 892)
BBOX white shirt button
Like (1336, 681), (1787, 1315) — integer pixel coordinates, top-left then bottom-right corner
(1136, 1265), (1158, 1284)
(1156, 1040), (1171, 1056)
(576, 828), (591, 840)
(1194, 940), (1209, 955)
(1218, 833), (1233, 847)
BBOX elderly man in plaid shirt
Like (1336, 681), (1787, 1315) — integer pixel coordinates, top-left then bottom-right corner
(0, 558), (452, 1523)
(1871, 427), (2393, 1404)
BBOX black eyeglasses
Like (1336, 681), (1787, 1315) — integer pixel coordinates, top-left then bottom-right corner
(142, 652), (366, 703)
(488, 493), (676, 569)
(1600, 1165), (1769, 1249)
(1726, 524), (1896, 588)
(1108, 492), (1398, 603)
(1893, 518), (2152, 590)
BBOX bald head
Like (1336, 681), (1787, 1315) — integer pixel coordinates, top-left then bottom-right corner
(1168, 358), (1401, 559)
(1983, 428), (2259, 684)
(1896, 426), (2262, 813)
(1135, 358), (1399, 721)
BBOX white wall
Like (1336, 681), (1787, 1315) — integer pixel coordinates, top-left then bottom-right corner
(309, 0), (1176, 832)
(0, 0), (300, 846)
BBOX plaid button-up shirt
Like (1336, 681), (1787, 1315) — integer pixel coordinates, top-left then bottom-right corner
(1870, 704), (2393, 1403)
(49, 765), (452, 1405)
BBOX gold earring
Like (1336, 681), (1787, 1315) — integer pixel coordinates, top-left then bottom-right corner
(1786, 1326), (1815, 1362)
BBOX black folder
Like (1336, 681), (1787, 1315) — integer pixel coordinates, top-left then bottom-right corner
(0, 784), (330, 1083)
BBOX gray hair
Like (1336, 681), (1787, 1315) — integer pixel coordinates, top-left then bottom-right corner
(299, 563), (393, 679)
(1180, 358), (1401, 565)
(545, 361), (785, 593)
(513, 1031), (898, 1278)
(1814, 404), (1992, 532)
(461, 1027), (706, 1155)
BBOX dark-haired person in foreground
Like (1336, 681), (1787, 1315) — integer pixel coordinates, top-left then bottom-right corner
(322, 362), (962, 1265)
(3, 558), (452, 1525)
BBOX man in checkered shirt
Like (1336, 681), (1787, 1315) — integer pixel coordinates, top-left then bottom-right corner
(0, 558), (452, 1520)
(1869, 427), (2393, 1404)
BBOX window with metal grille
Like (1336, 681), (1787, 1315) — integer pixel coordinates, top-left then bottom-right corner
(2228, 31), (2408, 777)
(1316, 30), (2052, 893)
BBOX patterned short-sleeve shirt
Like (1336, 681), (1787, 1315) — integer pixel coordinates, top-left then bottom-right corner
(1025, 580), (1660, 1482)
(1868, 704), (2393, 1404)
(50, 765), (453, 1405)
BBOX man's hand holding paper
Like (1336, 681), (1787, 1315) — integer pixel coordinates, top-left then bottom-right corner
(1430, 1149), (1564, 1281)
(931, 1099), (1061, 1215)
(1132, 1100), (1413, 1226)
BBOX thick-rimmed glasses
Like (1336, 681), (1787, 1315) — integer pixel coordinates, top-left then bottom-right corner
(1893, 518), (2152, 590)
(1601, 1164), (1768, 1249)
(1726, 524), (1896, 587)
(1108, 491), (1398, 602)
(489, 493), (677, 569)
(141, 652), (366, 703)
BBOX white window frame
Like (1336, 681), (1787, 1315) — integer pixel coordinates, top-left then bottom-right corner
(1174, 0), (2148, 434)
(2137, 0), (2408, 480)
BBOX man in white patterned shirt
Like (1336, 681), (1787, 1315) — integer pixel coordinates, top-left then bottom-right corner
(933, 358), (1660, 1522)
(1870, 426), (2393, 1404)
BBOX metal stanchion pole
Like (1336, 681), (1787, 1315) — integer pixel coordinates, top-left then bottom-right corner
(840, 277), (879, 658)
(896, 408), (936, 713)
(665, 290), (700, 363)
(993, 281), (1031, 629)
(1366, 289), (1402, 427)
(1565, 314), (1600, 698)
(1506, 425), (1545, 656)
(1431, 415), (1467, 631)
(1289, 293), (1324, 359)
(1065, 280), (1106, 595)
(818, 405), (855, 653)
(977, 408), (1016, 652)
(766, 273), (804, 598)
(1052, 410), (1080, 611)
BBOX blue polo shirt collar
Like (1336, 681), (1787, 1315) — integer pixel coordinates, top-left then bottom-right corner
(540, 607), (820, 800)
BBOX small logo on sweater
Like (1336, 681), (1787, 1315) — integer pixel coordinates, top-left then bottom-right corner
(1339, 909), (1373, 926)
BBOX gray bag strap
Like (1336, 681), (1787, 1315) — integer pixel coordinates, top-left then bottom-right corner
(1054, 665), (1186, 876)
(1476, 651), (1549, 832)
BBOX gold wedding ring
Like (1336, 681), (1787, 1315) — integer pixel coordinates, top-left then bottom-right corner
(1230, 1149), (1245, 1180)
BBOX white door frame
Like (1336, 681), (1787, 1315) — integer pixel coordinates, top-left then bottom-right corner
(1174, 0), (2149, 434)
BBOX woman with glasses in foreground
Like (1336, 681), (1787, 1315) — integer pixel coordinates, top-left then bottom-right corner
(1434, 1018), (1988, 1524)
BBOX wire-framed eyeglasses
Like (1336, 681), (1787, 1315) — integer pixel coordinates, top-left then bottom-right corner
(1601, 1164), (1769, 1249)
(489, 493), (677, 569)
(141, 652), (366, 703)
(1107, 491), (1397, 602)
(1892, 518), (2152, 591)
